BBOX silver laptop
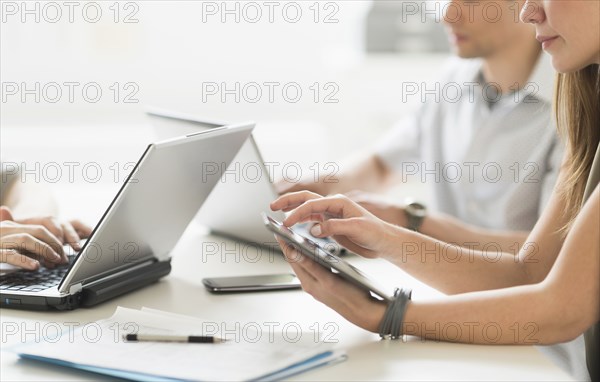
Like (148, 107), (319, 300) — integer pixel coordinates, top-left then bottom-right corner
(0, 122), (254, 310)
(146, 108), (343, 255)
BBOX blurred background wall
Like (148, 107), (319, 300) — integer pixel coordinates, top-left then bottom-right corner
(1, 0), (450, 221)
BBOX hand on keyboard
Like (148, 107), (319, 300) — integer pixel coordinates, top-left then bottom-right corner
(0, 206), (92, 271)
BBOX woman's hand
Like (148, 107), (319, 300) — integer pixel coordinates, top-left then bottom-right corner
(276, 237), (387, 332)
(16, 216), (91, 252)
(0, 206), (92, 270)
(275, 178), (330, 197)
(344, 191), (408, 228)
(1, 207), (92, 250)
(270, 191), (403, 259)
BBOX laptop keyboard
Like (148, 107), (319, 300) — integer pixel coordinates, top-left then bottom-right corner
(0, 260), (72, 292)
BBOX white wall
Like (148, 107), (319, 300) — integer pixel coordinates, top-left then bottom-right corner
(1, 1), (448, 221)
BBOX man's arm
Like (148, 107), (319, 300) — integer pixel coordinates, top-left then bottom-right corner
(275, 153), (392, 196)
(345, 191), (529, 253)
(381, 166), (570, 294)
(276, 104), (424, 197)
(419, 212), (530, 253)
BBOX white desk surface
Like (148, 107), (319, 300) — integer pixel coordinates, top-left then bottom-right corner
(0, 222), (572, 381)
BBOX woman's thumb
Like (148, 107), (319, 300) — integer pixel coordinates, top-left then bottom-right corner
(0, 206), (15, 221)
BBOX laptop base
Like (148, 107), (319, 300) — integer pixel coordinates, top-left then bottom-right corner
(1, 260), (171, 311)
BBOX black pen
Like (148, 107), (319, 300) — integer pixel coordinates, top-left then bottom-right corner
(124, 334), (227, 343)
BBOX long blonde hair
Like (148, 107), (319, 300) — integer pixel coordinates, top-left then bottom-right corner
(555, 64), (600, 231)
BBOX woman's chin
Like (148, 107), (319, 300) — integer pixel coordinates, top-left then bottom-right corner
(551, 54), (597, 74)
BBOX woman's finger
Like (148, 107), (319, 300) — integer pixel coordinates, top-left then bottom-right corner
(70, 219), (92, 239)
(277, 245), (339, 300)
(0, 206), (14, 221)
(277, 237), (342, 285)
(283, 195), (364, 227)
(292, 250), (336, 282)
(331, 236), (378, 258)
(270, 191), (323, 212)
(19, 217), (65, 244)
(0, 249), (40, 270)
(310, 218), (362, 238)
(277, 238), (308, 266)
(1, 224), (64, 257)
(296, 214), (326, 225)
(289, 257), (319, 287)
(312, 218), (385, 257)
(275, 237), (317, 283)
(279, 239), (360, 302)
(312, 218), (376, 250)
(61, 222), (82, 252)
(1, 233), (62, 265)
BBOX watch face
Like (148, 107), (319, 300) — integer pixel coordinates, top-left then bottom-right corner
(406, 202), (427, 218)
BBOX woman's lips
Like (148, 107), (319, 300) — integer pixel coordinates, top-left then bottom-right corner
(537, 35), (559, 49)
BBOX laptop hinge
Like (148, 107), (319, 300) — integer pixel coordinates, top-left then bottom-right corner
(69, 283), (83, 295)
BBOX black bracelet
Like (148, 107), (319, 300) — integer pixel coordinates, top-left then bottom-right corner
(378, 288), (412, 340)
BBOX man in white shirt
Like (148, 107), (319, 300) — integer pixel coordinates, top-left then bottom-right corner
(279, 0), (562, 253)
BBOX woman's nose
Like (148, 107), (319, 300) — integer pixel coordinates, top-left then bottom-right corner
(520, 0), (545, 24)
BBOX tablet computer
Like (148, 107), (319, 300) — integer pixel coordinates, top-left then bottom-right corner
(262, 213), (393, 302)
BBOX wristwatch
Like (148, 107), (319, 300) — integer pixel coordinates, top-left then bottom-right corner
(404, 200), (427, 232)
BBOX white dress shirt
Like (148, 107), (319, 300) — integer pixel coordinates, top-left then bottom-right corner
(376, 53), (563, 231)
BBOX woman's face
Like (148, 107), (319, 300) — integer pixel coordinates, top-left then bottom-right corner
(521, 0), (600, 73)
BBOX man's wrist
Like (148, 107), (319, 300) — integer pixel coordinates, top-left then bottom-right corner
(404, 200), (427, 232)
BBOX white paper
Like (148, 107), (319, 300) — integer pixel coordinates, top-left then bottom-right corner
(16, 307), (341, 381)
